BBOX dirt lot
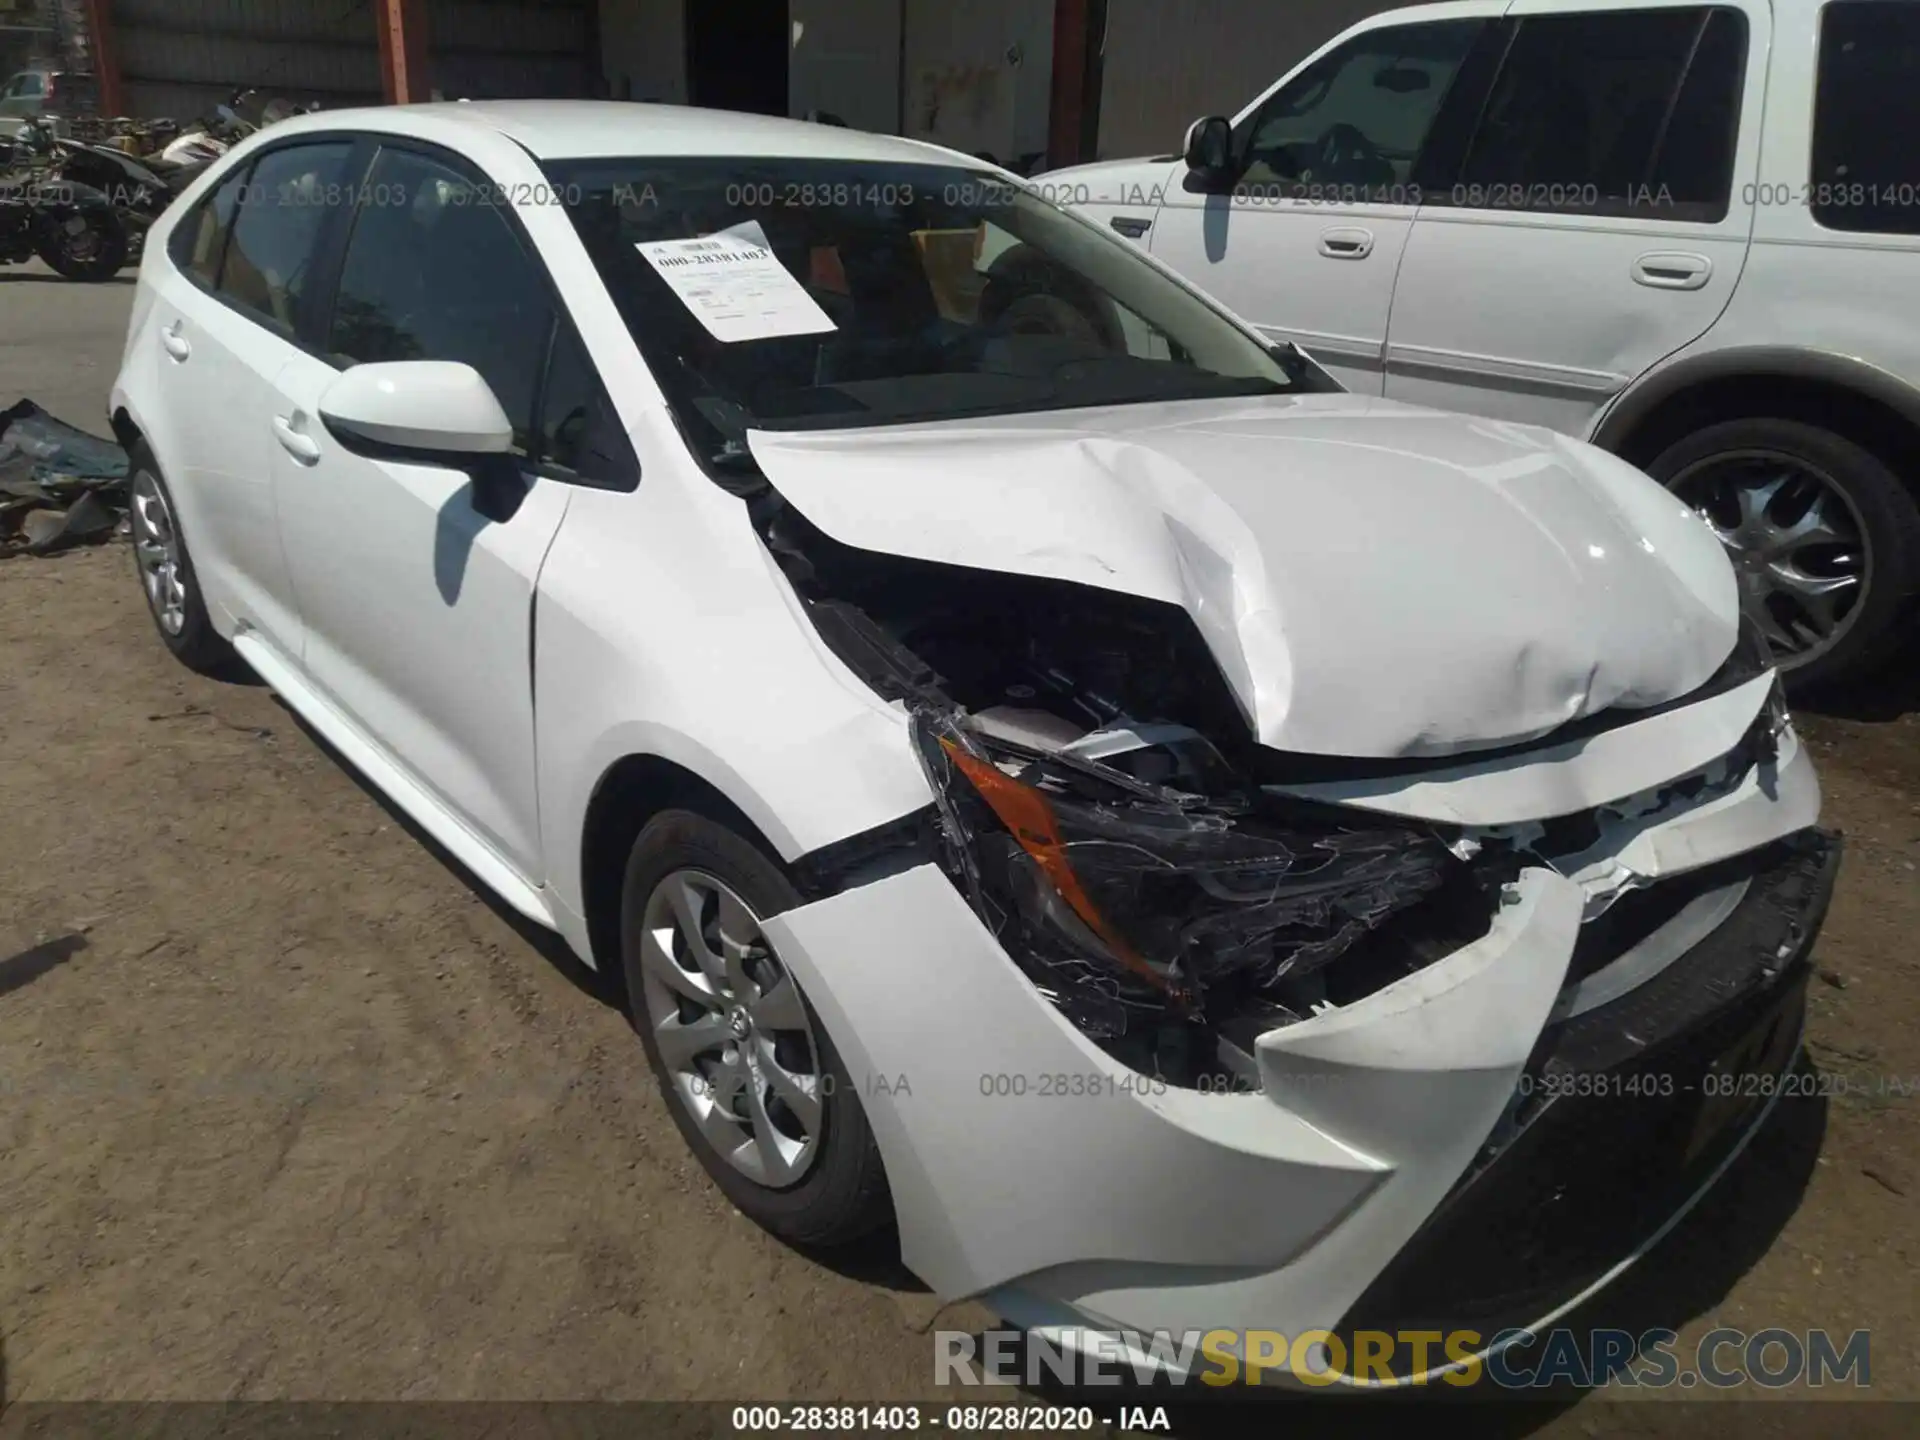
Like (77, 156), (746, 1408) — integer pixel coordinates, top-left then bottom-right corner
(2, 266), (1917, 1428)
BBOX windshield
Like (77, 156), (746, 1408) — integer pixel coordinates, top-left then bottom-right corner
(543, 157), (1335, 466)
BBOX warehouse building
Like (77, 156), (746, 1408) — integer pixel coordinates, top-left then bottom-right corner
(69, 0), (1391, 169)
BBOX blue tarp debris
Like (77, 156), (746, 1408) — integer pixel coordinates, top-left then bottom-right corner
(0, 399), (131, 556)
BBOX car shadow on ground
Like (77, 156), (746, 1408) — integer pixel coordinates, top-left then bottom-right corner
(265, 696), (617, 1014)
(0, 931), (88, 999)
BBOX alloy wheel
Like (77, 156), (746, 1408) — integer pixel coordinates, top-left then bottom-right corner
(130, 470), (187, 635)
(636, 869), (824, 1188)
(1669, 449), (1871, 664)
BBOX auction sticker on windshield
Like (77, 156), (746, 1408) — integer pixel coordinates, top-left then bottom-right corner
(635, 233), (837, 343)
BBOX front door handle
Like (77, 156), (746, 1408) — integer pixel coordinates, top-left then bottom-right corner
(1318, 226), (1374, 260)
(160, 321), (190, 361)
(272, 413), (321, 464)
(1631, 251), (1712, 290)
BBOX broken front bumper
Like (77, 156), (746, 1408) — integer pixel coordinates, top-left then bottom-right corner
(1332, 827), (1838, 1373)
(759, 732), (1834, 1365)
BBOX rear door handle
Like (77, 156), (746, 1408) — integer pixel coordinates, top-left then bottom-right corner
(272, 413), (321, 464)
(1631, 251), (1712, 290)
(160, 321), (190, 361)
(1318, 226), (1374, 260)
(1109, 215), (1152, 239)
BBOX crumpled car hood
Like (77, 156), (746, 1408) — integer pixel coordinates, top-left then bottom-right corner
(746, 394), (1739, 759)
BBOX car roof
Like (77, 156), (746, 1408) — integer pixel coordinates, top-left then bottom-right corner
(268, 99), (990, 169)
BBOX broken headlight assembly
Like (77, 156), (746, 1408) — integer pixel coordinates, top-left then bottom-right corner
(909, 710), (1466, 1083)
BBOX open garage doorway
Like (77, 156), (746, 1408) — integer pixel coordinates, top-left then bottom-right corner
(687, 0), (790, 115)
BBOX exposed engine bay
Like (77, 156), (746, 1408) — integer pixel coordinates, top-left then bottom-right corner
(752, 487), (1782, 1089)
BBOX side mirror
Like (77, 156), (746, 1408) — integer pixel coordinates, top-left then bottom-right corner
(1182, 115), (1237, 186)
(319, 360), (513, 457)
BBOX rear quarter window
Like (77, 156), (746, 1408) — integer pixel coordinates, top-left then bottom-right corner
(169, 166), (248, 286)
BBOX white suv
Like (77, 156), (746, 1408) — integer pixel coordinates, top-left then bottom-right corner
(1047, 0), (1920, 689)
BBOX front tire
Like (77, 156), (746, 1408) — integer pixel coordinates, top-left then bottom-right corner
(127, 445), (233, 673)
(620, 809), (892, 1246)
(1649, 417), (1920, 691)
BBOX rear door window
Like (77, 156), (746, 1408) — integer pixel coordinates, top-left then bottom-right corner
(1812, 0), (1920, 234)
(1453, 7), (1746, 220)
(216, 142), (354, 334)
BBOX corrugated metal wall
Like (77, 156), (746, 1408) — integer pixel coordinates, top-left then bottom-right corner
(110, 0), (593, 119)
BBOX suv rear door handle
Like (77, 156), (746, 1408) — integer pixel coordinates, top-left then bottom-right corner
(1109, 215), (1152, 239)
(1318, 226), (1374, 260)
(160, 321), (190, 361)
(1632, 252), (1712, 290)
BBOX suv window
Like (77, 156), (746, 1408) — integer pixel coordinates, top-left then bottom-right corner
(1455, 7), (1745, 220)
(217, 142), (353, 332)
(171, 165), (248, 286)
(326, 146), (552, 454)
(1812, 0), (1920, 234)
(1238, 21), (1482, 196)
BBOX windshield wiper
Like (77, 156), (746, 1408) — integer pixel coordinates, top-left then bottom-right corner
(688, 390), (768, 476)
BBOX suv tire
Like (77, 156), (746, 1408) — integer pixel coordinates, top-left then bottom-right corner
(1648, 417), (1920, 692)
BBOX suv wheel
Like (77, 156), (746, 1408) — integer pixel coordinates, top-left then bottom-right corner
(620, 809), (892, 1247)
(1649, 417), (1920, 691)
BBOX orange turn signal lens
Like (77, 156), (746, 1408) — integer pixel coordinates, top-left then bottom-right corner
(938, 737), (1173, 994)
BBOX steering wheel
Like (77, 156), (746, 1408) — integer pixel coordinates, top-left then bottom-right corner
(1310, 122), (1390, 184)
(979, 251), (1119, 351)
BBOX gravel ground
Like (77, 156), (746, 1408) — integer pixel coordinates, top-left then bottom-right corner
(1, 263), (1915, 1432)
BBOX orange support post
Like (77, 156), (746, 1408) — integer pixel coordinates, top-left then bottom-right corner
(376, 0), (433, 105)
(1046, 0), (1091, 171)
(80, 0), (124, 116)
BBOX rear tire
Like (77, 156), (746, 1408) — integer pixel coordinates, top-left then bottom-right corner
(126, 444), (234, 674)
(620, 809), (892, 1247)
(36, 210), (129, 280)
(1648, 417), (1920, 692)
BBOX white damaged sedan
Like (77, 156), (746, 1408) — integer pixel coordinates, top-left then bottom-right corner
(111, 102), (1836, 1383)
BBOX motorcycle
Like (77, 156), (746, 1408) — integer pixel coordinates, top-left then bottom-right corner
(11, 115), (159, 268)
(0, 163), (129, 281)
(26, 116), (173, 259)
